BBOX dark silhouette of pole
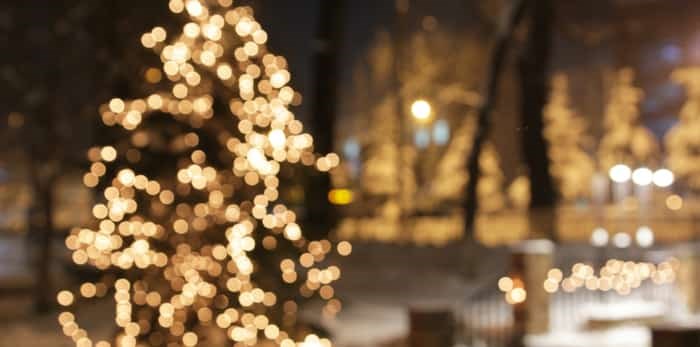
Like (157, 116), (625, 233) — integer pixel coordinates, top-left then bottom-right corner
(518, 0), (556, 239)
(306, 0), (345, 237)
(463, 0), (528, 238)
(393, 0), (409, 238)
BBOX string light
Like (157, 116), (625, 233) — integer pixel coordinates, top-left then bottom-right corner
(497, 276), (526, 305)
(544, 258), (679, 296)
(631, 167), (653, 186)
(652, 168), (674, 188)
(609, 164), (632, 183)
(58, 2), (347, 346)
(410, 99), (432, 121)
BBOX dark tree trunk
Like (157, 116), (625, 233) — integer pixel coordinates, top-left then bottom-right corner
(518, 0), (556, 240)
(463, 0), (528, 238)
(29, 167), (55, 313)
(393, 1), (408, 235)
(305, 0), (345, 238)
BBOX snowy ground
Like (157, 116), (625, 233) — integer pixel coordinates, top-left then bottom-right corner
(0, 239), (499, 347)
(0, 237), (686, 347)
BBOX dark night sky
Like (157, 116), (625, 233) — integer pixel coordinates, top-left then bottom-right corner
(256, 0), (396, 125)
(3, 0), (700, 172)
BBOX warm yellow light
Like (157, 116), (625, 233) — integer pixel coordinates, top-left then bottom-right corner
(666, 194), (683, 210)
(497, 276), (513, 292)
(59, 3), (346, 346)
(609, 164), (631, 183)
(653, 168), (674, 187)
(336, 241), (352, 256)
(410, 99), (431, 121)
(268, 129), (286, 149)
(631, 167), (653, 186)
(328, 189), (353, 205)
(510, 288), (527, 304)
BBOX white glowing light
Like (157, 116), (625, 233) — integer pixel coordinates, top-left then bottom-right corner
(635, 226), (654, 248)
(590, 227), (609, 247)
(652, 169), (674, 188)
(631, 167), (653, 186)
(185, 0), (203, 17)
(268, 129), (286, 150)
(410, 99), (432, 121)
(246, 147), (271, 174)
(609, 164), (632, 183)
(612, 233), (632, 248)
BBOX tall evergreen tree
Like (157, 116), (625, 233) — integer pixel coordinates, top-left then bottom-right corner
(58, 2), (344, 346)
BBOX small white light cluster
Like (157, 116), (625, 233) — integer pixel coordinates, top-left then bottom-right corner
(544, 258), (679, 295)
(608, 164), (674, 187)
(590, 226), (655, 248)
(497, 276), (527, 305)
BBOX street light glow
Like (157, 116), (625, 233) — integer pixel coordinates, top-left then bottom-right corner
(652, 168), (674, 187)
(410, 99), (432, 121)
(609, 164), (632, 183)
(632, 167), (653, 186)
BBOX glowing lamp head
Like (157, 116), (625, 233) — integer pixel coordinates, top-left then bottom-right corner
(612, 232), (631, 249)
(268, 129), (286, 149)
(185, 0), (204, 17)
(590, 227), (609, 247)
(632, 167), (653, 186)
(652, 169), (674, 187)
(609, 164), (631, 183)
(635, 226), (654, 248)
(410, 99), (432, 121)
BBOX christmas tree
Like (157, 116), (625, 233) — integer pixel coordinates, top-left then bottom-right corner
(476, 143), (506, 214)
(356, 29), (484, 215)
(666, 67), (700, 192)
(598, 68), (659, 171)
(543, 73), (595, 202)
(57, 1), (345, 346)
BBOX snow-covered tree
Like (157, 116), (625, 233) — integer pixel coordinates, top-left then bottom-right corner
(543, 73), (595, 201)
(598, 68), (659, 171)
(58, 2), (344, 346)
(667, 67), (700, 191)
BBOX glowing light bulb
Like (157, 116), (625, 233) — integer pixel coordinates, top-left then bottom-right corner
(510, 287), (527, 304)
(666, 194), (683, 210)
(609, 164), (631, 183)
(268, 129), (286, 149)
(635, 226), (654, 248)
(652, 169), (674, 187)
(612, 232), (631, 248)
(498, 277), (514, 292)
(410, 99), (431, 121)
(631, 167), (653, 186)
(590, 227), (609, 247)
(185, 0), (203, 16)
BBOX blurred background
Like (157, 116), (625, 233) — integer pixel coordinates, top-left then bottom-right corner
(1, 0), (700, 346)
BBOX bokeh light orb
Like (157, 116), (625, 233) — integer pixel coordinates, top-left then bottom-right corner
(631, 167), (653, 186)
(410, 99), (431, 121)
(652, 168), (674, 187)
(590, 227), (609, 247)
(612, 232), (632, 248)
(609, 164), (632, 183)
(635, 226), (654, 248)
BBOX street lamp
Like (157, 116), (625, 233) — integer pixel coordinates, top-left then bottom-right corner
(652, 168), (674, 187)
(410, 99), (432, 121)
(609, 164), (631, 183)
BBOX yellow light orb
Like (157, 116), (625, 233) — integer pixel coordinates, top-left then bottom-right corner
(652, 168), (674, 187)
(609, 164), (631, 183)
(410, 99), (432, 121)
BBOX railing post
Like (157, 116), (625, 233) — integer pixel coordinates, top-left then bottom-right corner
(510, 239), (554, 346)
(678, 242), (700, 314)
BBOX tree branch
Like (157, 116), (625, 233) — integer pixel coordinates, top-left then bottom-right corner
(463, 0), (528, 238)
